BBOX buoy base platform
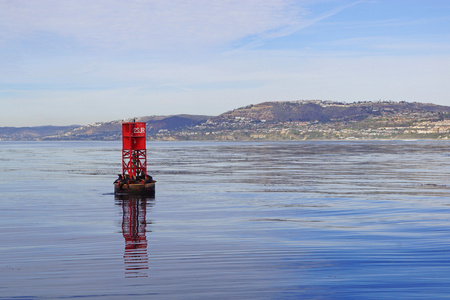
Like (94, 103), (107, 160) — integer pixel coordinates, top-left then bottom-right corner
(114, 176), (156, 197)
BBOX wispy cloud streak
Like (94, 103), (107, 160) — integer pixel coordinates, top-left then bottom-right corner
(233, 0), (366, 50)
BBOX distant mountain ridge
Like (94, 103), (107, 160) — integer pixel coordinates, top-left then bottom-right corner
(0, 115), (211, 141)
(1, 100), (450, 140)
(0, 125), (80, 141)
(143, 115), (211, 134)
(47, 114), (211, 140)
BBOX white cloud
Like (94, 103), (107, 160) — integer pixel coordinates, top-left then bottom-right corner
(0, 0), (308, 51)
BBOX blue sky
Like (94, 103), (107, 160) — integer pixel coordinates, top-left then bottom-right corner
(1, 0), (449, 126)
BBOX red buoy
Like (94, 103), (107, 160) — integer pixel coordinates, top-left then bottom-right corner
(114, 121), (155, 195)
(122, 122), (147, 178)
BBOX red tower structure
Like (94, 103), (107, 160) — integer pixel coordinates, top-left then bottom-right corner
(122, 122), (147, 179)
(114, 121), (155, 195)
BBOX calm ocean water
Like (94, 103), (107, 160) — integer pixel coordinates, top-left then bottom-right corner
(0, 140), (449, 299)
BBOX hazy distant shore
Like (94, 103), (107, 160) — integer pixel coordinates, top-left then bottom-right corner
(2, 100), (449, 141)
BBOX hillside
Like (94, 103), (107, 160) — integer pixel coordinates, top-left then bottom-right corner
(213, 100), (450, 123)
(158, 100), (450, 141)
(1, 100), (450, 141)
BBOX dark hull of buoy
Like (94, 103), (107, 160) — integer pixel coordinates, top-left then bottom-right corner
(114, 180), (156, 196)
